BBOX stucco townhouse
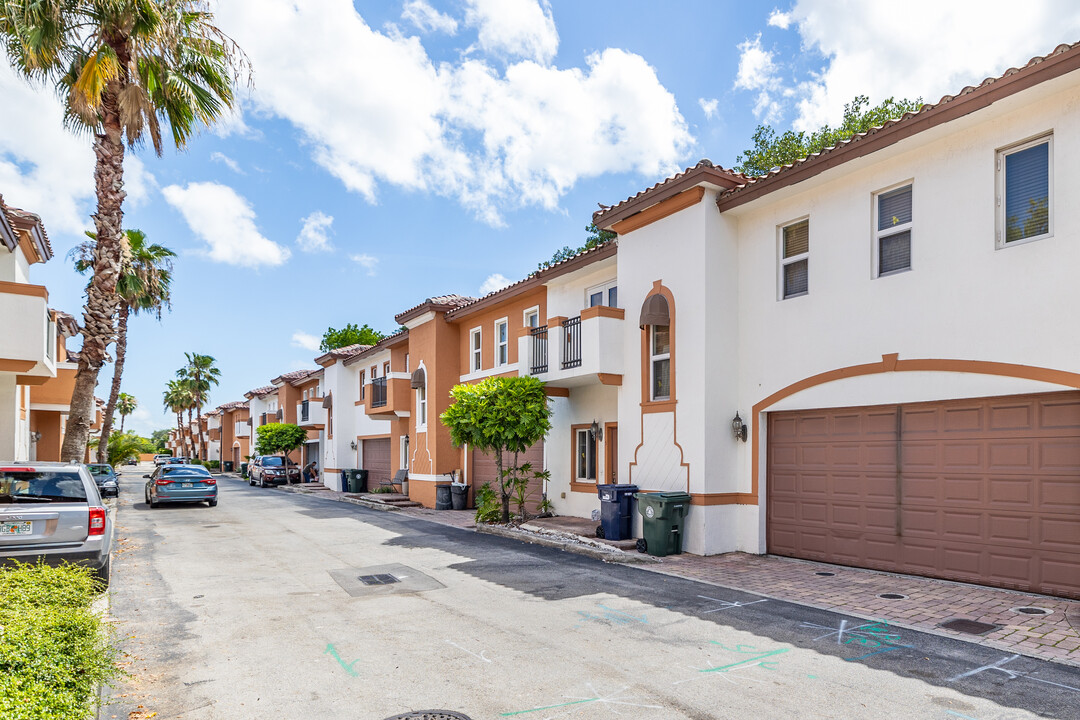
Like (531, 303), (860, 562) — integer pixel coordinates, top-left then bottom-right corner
(205, 409), (222, 463)
(0, 196), (99, 461)
(589, 42), (1080, 599)
(216, 400), (250, 469)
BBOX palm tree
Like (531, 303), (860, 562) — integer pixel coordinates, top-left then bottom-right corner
(163, 379), (195, 458)
(116, 393), (137, 434)
(177, 353), (220, 460)
(0, 1), (246, 462)
(73, 230), (175, 462)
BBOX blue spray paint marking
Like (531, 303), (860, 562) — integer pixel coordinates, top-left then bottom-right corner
(702, 643), (789, 672)
(324, 643), (361, 677)
(800, 619), (913, 662)
(577, 603), (648, 626)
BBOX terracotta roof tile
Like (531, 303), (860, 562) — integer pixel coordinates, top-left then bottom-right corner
(3, 203), (52, 259)
(314, 343), (372, 366)
(245, 385), (276, 398)
(216, 400), (249, 411)
(394, 294), (476, 324)
(593, 159), (745, 227)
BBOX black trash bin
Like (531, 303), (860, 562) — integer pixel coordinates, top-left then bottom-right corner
(240, 462), (249, 478)
(222, 461), (234, 473)
(596, 484), (638, 540)
(635, 491), (691, 556)
(435, 484), (453, 510)
(450, 484), (469, 510)
(344, 469), (368, 493)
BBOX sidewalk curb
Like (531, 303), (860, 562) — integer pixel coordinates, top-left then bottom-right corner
(476, 523), (658, 564)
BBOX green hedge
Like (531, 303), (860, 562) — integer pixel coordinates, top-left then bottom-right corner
(0, 563), (118, 720)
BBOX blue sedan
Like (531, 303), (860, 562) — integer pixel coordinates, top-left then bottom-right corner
(144, 464), (218, 508)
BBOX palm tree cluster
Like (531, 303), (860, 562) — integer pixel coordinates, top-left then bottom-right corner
(163, 354), (220, 459)
(0, 0), (246, 462)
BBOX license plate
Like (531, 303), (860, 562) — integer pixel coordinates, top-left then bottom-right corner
(182, 483), (194, 488)
(1, 521), (32, 536)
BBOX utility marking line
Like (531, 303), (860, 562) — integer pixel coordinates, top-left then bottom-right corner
(446, 640), (492, 663)
(502, 685), (662, 717)
(702, 643), (789, 673)
(576, 602), (649, 626)
(697, 595), (769, 613)
(799, 619), (913, 661)
(947, 654), (1080, 693)
(324, 643), (361, 677)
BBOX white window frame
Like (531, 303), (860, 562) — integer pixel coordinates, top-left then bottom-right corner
(494, 317), (509, 367)
(523, 306), (540, 329)
(996, 132), (1054, 249)
(400, 435), (410, 470)
(872, 181), (914, 278)
(650, 325), (671, 401)
(358, 370), (365, 401)
(585, 280), (618, 308)
(777, 216), (810, 301)
(416, 362), (428, 433)
(405, 353), (409, 372)
(470, 327), (482, 371)
(575, 428), (596, 482)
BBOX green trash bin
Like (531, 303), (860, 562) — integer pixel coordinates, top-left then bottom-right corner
(222, 461), (234, 473)
(346, 469), (368, 493)
(634, 491), (691, 557)
(240, 462), (249, 478)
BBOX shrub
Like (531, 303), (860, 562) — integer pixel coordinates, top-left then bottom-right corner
(474, 483), (501, 524)
(0, 563), (118, 720)
(206, 460), (220, 469)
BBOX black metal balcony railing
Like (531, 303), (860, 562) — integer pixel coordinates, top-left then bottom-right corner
(372, 377), (388, 408)
(301, 399), (310, 422)
(561, 316), (582, 369)
(260, 412), (267, 425)
(530, 325), (548, 375)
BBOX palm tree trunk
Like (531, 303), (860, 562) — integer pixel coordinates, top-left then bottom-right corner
(196, 404), (203, 460)
(186, 408), (194, 458)
(59, 89), (126, 463)
(96, 304), (129, 462)
(176, 412), (183, 454)
(119, 413), (126, 434)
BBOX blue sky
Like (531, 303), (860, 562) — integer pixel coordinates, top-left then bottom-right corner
(3, 1), (1080, 436)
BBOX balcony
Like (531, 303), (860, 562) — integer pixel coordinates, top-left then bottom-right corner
(519, 306), (624, 388)
(235, 421), (250, 437)
(0, 281), (55, 378)
(365, 374), (411, 419)
(297, 399), (326, 428)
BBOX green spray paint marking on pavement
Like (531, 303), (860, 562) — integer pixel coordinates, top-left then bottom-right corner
(501, 698), (598, 716)
(702, 643), (789, 672)
(324, 643), (361, 677)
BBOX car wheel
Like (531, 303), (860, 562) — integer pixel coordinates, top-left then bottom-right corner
(94, 555), (111, 589)
(208, 498), (218, 507)
(259, 477), (267, 488)
(148, 491), (159, 509)
(248, 477), (255, 486)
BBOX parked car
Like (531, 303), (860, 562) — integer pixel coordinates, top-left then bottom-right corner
(166, 457), (189, 465)
(144, 465), (217, 508)
(153, 454), (172, 466)
(85, 463), (120, 498)
(247, 455), (299, 487)
(0, 462), (114, 585)
(126, 457), (138, 465)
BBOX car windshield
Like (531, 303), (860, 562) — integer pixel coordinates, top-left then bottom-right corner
(87, 464), (114, 476)
(0, 470), (88, 503)
(262, 457), (284, 466)
(162, 466), (211, 477)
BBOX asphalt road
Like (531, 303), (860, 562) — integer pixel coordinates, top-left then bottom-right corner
(103, 464), (1080, 720)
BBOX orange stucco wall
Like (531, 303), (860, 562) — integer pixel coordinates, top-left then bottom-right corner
(453, 288), (546, 372)
(29, 367), (76, 406)
(30, 410), (61, 461)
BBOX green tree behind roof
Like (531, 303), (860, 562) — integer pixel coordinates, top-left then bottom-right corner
(734, 95), (924, 177)
(320, 323), (385, 352)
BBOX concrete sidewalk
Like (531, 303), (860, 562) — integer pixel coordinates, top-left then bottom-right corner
(224, 474), (1080, 669)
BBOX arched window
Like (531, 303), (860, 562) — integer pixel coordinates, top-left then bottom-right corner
(639, 286), (675, 408)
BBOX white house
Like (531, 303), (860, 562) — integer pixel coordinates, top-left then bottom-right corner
(594, 42), (1080, 599)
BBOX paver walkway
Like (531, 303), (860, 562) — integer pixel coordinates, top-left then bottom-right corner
(235, 476), (1080, 669)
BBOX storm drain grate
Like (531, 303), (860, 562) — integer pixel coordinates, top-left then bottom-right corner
(939, 618), (1001, 635)
(877, 593), (908, 600)
(383, 712), (472, 720)
(815, 572), (836, 577)
(1012, 606), (1053, 616)
(359, 573), (400, 586)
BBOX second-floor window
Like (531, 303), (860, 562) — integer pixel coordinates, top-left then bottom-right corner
(384, 361), (390, 376)
(875, 184), (913, 277)
(998, 133), (1052, 247)
(651, 325), (670, 401)
(524, 307), (539, 329)
(780, 218), (809, 299)
(587, 281), (618, 308)
(471, 328), (482, 371)
(417, 384), (427, 430)
(358, 371), (365, 401)
(495, 319), (509, 366)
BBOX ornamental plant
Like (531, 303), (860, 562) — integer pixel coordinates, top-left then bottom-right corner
(254, 423), (308, 483)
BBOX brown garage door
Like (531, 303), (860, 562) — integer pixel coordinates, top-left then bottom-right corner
(362, 438), (391, 488)
(768, 391), (1080, 599)
(471, 442), (545, 516)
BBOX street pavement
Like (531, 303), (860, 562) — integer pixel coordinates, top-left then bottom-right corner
(104, 464), (1080, 720)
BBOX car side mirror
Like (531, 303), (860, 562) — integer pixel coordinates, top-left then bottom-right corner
(143, 474), (151, 479)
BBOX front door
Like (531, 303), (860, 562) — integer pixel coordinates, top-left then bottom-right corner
(605, 423), (618, 483)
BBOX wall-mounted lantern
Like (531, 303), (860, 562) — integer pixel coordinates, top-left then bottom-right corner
(732, 412), (747, 442)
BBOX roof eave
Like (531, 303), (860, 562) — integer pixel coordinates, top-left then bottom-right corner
(594, 166), (743, 230)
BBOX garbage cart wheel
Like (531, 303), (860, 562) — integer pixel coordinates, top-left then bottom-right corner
(595, 525), (605, 539)
(636, 538), (648, 553)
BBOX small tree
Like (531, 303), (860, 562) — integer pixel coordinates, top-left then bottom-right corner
(537, 223), (615, 271)
(254, 423), (308, 484)
(320, 323), (385, 352)
(441, 376), (552, 523)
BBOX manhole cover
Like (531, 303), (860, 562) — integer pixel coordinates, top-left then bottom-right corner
(1012, 606), (1053, 616)
(359, 573), (400, 586)
(815, 572), (835, 576)
(383, 712), (472, 720)
(939, 618), (1001, 635)
(878, 593), (908, 600)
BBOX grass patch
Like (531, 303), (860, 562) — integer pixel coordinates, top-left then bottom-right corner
(0, 562), (119, 720)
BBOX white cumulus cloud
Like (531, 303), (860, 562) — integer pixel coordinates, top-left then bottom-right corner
(698, 97), (719, 120)
(291, 331), (321, 352)
(297, 211), (334, 252)
(402, 0), (458, 34)
(349, 253), (379, 276)
(733, 34), (782, 123)
(464, 0), (558, 63)
(210, 151), (244, 174)
(767, 9), (792, 29)
(212, 0), (692, 226)
(479, 273), (513, 294)
(161, 182), (290, 267)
